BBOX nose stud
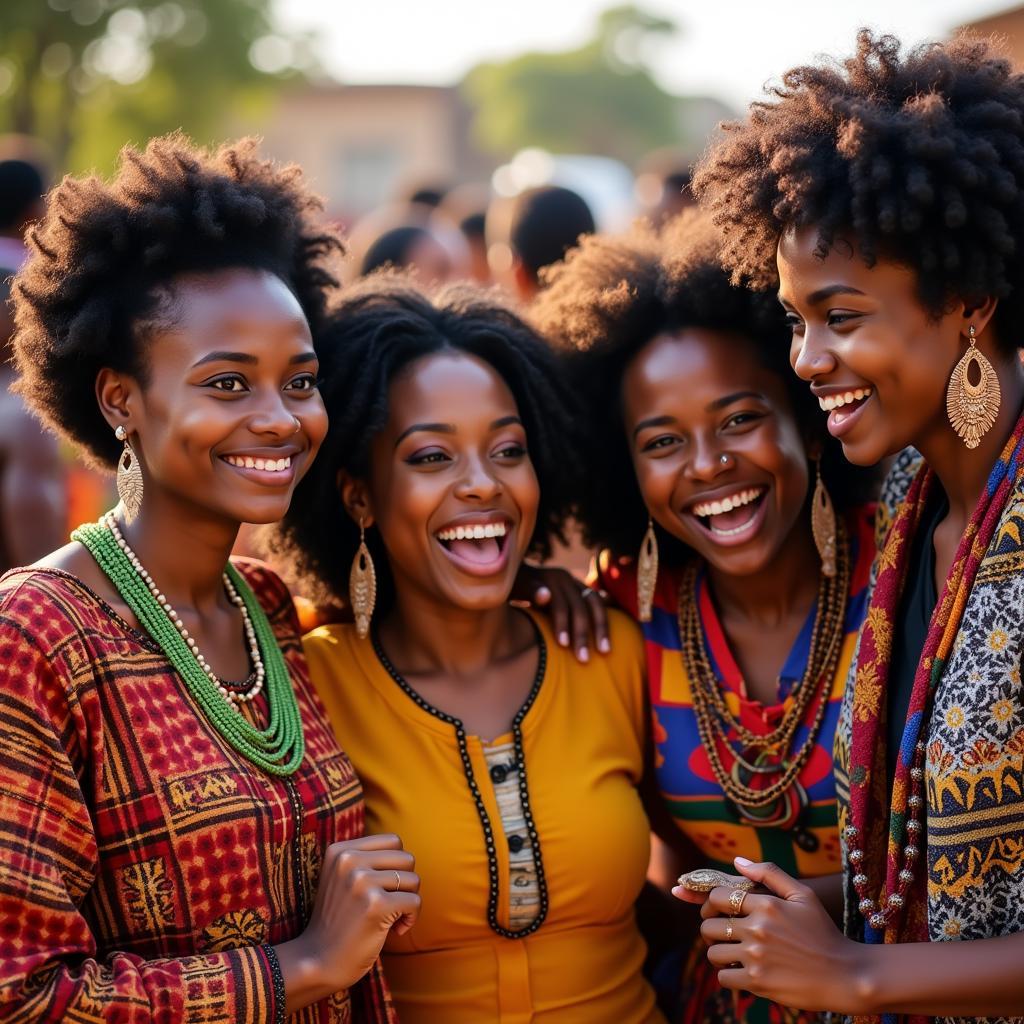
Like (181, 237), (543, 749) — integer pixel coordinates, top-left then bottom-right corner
(719, 454), (731, 466)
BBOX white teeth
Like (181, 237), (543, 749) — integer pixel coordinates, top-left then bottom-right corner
(692, 488), (764, 520)
(436, 521), (508, 542)
(818, 387), (873, 411)
(225, 455), (292, 472)
(244, 457), (255, 469)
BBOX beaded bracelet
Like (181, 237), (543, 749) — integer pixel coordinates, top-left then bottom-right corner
(261, 944), (286, 1024)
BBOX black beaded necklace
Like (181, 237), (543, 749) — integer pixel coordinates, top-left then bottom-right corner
(370, 622), (550, 938)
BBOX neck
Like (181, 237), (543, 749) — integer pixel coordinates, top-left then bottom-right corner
(704, 519), (823, 629)
(914, 353), (1024, 525)
(115, 489), (240, 610)
(378, 584), (527, 679)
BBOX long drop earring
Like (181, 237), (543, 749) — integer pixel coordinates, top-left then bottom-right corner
(350, 519), (377, 640)
(947, 324), (1001, 449)
(811, 459), (837, 578)
(115, 425), (144, 524)
(637, 517), (659, 623)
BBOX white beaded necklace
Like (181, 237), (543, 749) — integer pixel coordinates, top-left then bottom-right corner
(102, 512), (265, 706)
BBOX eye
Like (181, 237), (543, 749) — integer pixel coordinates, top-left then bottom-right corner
(827, 311), (862, 327)
(641, 434), (679, 453)
(407, 449), (450, 466)
(494, 442), (527, 460)
(285, 373), (319, 392)
(207, 375), (248, 393)
(784, 313), (804, 332)
(723, 411), (762, 430)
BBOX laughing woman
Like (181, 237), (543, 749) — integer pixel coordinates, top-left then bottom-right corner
(0, 136), (419, 1023)
(686, 31), (1024, 1020)
(532, 212), (878, 1023)
(271, 277), (664, 1023)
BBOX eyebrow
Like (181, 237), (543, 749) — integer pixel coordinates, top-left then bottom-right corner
(394, 414), (524, 448)
(805, 284), (867, 305)
(633, 415), (675, 439)
(707, 390), (765, 412)
(191, 350), (317, 369)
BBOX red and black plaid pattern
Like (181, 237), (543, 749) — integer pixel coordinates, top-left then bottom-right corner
(0, 558), (396, 1023)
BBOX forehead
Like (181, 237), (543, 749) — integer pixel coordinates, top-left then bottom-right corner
(388, 351), (520, 420)
(625, 328), (767, 393)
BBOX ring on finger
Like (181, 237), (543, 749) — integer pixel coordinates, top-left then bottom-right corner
(393, 870), (401, 892)
(580, 587), (596, 599)
(724, 921), (734, 941)
(728, 887), (748, 915)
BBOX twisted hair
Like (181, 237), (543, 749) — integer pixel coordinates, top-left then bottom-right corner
(693, 30), (1024, 351)
(269, 274), (580, 609)
(12, 132), (343, 468)
(532, 211), (878, 562)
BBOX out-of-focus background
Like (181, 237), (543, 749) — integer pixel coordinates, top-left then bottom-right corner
(0, 0), (1022, 569)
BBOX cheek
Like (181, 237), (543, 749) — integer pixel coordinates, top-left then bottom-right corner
(632, 454), (678, 513)
(300, 397), (329, 453)
(509, 462), (540, 530)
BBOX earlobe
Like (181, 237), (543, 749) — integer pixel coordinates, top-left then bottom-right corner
(337, 469), (374, 528)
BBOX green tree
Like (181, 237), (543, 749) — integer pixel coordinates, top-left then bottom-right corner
(0, 0), (315, 173)
(462, 5), (685, 164)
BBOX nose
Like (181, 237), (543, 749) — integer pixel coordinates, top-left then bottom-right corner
(454, 453), (503, 502)
(248, 390), (301, 438)
(791, 325), (837, 382)
(686, 432), (730, 482)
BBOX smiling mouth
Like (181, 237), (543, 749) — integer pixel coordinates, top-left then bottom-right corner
(435, 520), (510, 571)
(223, 454), (293, 473)
(689, 486), (767, 538)
(818, 387), (873, 420)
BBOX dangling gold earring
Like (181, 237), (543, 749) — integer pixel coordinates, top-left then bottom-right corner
(637, 517), (659, 622)
(350, 518), (377, 640)
(947, 324), (1001, 449)
(114, 425), (143, 524)
(811, 459), (837, 578)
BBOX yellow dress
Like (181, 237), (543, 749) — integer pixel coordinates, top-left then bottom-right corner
(305, 609), (664, 1024)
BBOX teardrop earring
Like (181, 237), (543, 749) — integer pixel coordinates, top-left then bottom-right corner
(350, 519), (377, 640)
(947, 325), (1001, 449)
(810, 458), (837, 578)
(114, 425), (144, 524)
(637, 517), (659, 623)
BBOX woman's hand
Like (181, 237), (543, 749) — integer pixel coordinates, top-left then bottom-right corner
(511, 563), (610, 661)
(697, 858), (869, 1014)
(275, 834), (421, 1010)
(671, 869), (767, 907)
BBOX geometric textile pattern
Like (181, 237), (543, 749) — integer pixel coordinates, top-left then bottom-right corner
(0, 558), (395, 1023)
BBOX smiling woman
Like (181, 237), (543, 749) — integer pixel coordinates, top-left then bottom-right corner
(271, 275), (665, 1023)
(0, 134), (420, 1023)
(532, 210), (879, 1024)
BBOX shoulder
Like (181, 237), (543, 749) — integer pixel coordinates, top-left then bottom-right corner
(0, 566), (99, 630)
(303, 622), (367, 682)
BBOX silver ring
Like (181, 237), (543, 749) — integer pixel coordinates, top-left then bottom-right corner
(580, 587), (596, 599)
(725, 921), (734, 941)
(393, 870), (401, 892)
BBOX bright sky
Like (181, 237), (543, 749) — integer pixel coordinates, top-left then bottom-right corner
(274, 0), (1011, 111)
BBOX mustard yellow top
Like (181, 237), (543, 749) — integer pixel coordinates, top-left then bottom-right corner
(305, 609), (664, 1024)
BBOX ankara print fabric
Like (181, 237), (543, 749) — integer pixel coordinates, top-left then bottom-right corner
(835, 447), (1024, 1024)
(0, 559), (395, 1023)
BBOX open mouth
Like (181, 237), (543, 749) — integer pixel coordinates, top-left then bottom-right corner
(220, 452), (298, 486)
(688, 486), (768, 543)
(818, 387), (873, 437)
(435, 520), (512, 575)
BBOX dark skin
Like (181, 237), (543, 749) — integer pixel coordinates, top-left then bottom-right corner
(684, 227), (1024, 1016)
(35, 268), (421, 1014)
(623, 329), (843, 919)
(342, 352), (542, 739)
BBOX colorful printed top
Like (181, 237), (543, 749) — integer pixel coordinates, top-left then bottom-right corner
(0, 559), (395, 1024)
(598, 506), (875, 1024)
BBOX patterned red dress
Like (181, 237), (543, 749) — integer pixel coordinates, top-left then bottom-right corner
(0, 558), (395, 1023)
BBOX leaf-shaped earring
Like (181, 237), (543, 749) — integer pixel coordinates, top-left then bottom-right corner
(350, 518), (377, 640)
(947, 325), (1001, 449)
(115, 425), (144, 524)
(636, 517), (659, 623)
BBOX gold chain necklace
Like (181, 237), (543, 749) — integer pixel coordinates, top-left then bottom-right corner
(679, 521), (850, 811)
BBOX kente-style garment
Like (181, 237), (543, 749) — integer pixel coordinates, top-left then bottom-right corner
(0, 559), (395, 1023)
(597, 505), (875, 1024)
(834, 438), (1024, 1024)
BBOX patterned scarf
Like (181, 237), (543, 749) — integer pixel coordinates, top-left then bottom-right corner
(848, 411), (1024, 1022)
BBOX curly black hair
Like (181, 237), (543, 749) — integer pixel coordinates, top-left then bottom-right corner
(693, 30), (1024, 353)
(532, 211), (879, 563)
(269, 274), (581, 609)
(12, 132), (343, 468)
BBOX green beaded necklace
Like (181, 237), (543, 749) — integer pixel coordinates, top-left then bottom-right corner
(72, 516), (305, 776)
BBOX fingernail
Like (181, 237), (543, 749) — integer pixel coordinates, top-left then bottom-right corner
(735, 856), (753, 867)
(598, 637), (611, 653)
(577, 646), (589, 663)
(558, 631), (570, 646)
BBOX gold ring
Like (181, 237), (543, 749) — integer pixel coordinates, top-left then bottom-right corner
(728, 887), (748, 915)
(677, 868), (756, 893)
(393, 870), (401, 892)
(725, 921), (734, 941)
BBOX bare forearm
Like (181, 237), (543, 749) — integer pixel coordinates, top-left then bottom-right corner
(855, 932), (1024, 1017)
(274, 937), (338, 1015)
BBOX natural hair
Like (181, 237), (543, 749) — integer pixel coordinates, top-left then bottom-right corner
(532, 210), (878, 562)
(693, 29), (1024, 352)
(269, 274), (581, 609)
(12, 132), (343, 468)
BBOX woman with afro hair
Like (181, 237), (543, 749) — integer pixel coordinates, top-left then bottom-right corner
(685, 31), (1024, 1019)
(0, 135), (421, 1023)
(270, 275), (664, 1023)
(532, 210), (879, 1024)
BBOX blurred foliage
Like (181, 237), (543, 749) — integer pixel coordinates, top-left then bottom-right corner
(462, 5), (683, 163)
(0, 0), (316, 173)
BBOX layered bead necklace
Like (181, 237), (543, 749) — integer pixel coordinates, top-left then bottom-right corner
(73, 513), (305, 776)
(678, 520), (850, 820)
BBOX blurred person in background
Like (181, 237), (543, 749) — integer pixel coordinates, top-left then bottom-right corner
(441, 183), (493, 285)
(634, 149), (698, 228)
(360, 224), (456, 284)
(487, 185), (595, 305)
(0, 153), (66, 571)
